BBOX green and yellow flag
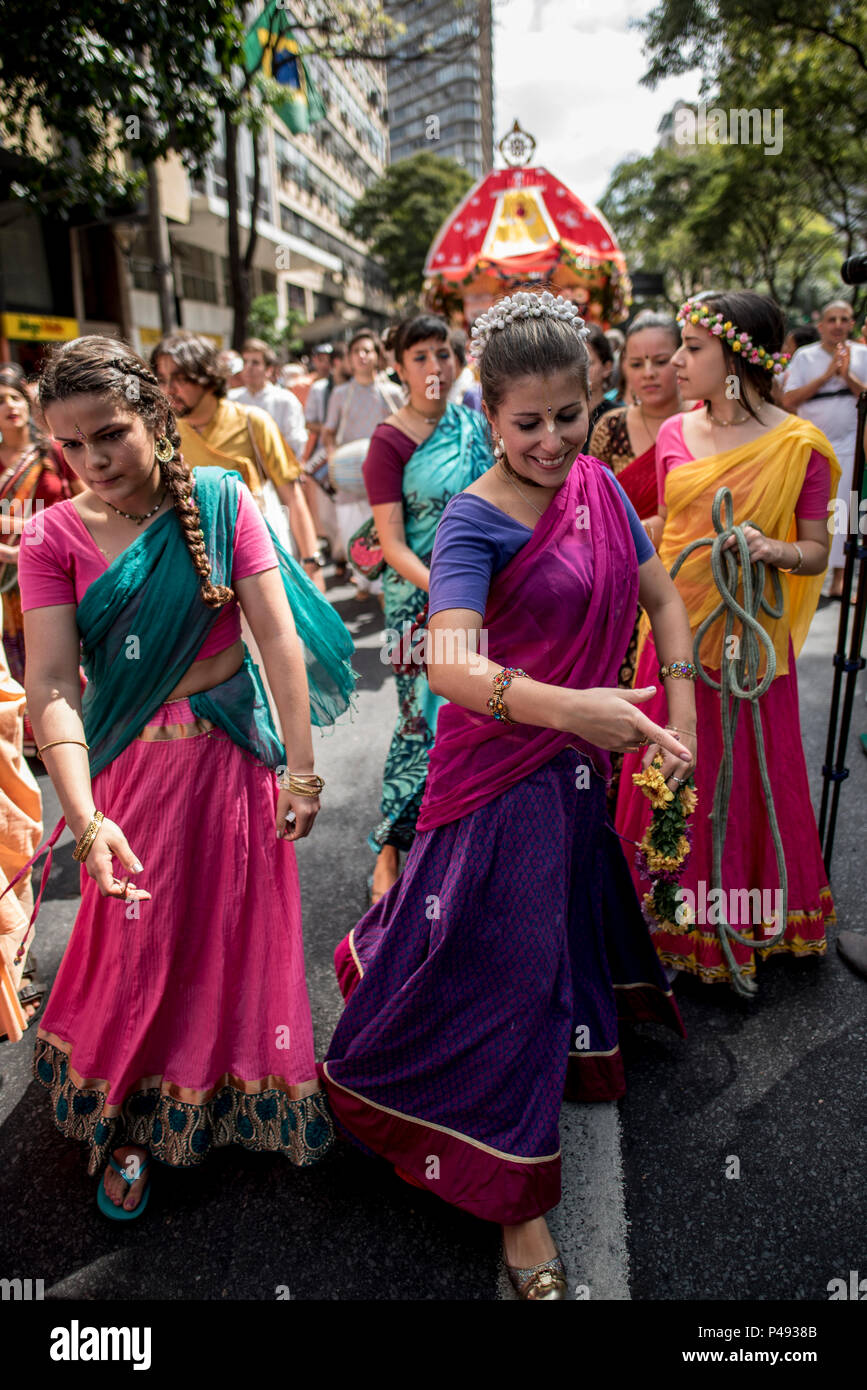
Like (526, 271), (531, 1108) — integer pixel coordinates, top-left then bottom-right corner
(245, 1), (327, 135)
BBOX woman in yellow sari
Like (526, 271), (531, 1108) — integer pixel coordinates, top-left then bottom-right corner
(616, 291), (840, 989)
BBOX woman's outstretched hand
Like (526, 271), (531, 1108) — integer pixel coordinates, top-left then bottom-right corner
(566, 686), (694, 764)
(82, 818), (151, 901)
(276, 789), (319, 842)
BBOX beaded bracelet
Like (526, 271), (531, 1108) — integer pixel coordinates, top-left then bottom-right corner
(487, 667), (530, 724)
(72, 810), (104, 863)
(658, 661), (697, 682)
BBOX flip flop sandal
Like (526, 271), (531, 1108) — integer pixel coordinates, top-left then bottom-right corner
(96, 1154), (151, 1221)
(17, 976), (47, 1016)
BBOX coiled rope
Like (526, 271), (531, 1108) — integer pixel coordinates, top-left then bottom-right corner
(669, 486), (788, 998)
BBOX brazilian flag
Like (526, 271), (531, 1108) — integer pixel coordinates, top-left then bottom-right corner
(245, 1), (327, 134)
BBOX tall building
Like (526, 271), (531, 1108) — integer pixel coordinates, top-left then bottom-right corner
(128, 15), (393, 356)
(385, 1), (494, 180)
(1, 3), (394, 366)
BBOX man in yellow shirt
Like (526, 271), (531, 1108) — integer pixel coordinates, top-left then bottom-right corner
(152, 332), (323, 589)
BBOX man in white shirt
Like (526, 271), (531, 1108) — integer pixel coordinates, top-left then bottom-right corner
(783, 301), (867, 595)
(321, 329), (404, 597)
(228, 336), (323, 588)
(230, 338), (309, 460)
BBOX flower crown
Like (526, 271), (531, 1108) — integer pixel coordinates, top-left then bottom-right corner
(677, 299), (789, 375)
(470, 290), (590, 355)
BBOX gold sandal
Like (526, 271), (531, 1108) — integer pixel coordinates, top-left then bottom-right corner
(505, 1253), (568, 1300)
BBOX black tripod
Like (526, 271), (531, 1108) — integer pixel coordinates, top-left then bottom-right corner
(818, 391), (867, 872)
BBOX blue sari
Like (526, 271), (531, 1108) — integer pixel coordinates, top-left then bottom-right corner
(78, 468), (355, 775)
(370, 403), (490, 853)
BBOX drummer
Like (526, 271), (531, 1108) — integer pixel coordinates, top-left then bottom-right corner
(321, 328), (404, 600)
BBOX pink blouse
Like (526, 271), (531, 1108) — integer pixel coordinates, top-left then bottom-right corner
(18, 485), (278, 661)
(655, 415), (831, 520)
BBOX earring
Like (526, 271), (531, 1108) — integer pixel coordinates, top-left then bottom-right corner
(155, 436), (174, 463)
(493, 436), (505, 460)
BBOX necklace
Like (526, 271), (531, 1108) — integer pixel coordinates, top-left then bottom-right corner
(498, 462), (546, 518)
(706, 406), (751, 428)
(103, 492), (166, 525)
(638, 403), (665, 445)
(406, 402), (441, 425)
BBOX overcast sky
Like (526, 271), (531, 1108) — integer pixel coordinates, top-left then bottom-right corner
(493, 0), (701, 208)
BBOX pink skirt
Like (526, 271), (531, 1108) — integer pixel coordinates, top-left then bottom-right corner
(615, 636), (834, 986)
(34, 698), (332, 1174)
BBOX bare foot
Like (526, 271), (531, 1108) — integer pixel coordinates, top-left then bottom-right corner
(502, 1215), (557, 1269)
(102, 1145), (149, 1212)
(371, 845), (400, 903)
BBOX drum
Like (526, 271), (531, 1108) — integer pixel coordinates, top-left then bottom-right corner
(328, 437), (370, 500)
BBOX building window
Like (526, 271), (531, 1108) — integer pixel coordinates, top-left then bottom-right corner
(176, 243), (218, 304)
(287, 283), (307, 312)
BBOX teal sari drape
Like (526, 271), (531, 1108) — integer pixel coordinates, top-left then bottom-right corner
(371, 403), (491, 853)
(78, 468), (355, 777)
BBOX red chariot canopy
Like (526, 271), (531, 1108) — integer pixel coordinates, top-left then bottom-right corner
(423, 163), (631, 328)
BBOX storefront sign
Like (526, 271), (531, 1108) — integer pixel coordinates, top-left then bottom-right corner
(2, 313), (79, 342)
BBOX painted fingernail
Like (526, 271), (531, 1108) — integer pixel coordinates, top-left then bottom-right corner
(132, 860), (143, 873)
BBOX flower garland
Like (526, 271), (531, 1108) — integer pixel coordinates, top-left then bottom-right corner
(632, 755), (698, 933)
(677, 299), (789, 375)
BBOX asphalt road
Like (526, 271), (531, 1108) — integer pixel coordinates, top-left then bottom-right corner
(1, 576), (864, 1303)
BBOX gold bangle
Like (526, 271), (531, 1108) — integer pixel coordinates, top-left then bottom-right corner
(72, 810), (104, 863)
(36, 738), (90, 761)
(279, 771), (325, 796)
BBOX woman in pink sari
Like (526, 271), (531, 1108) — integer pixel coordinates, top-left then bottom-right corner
(322, 291), (698, 1299)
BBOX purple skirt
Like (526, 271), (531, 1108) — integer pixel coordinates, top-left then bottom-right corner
(321, 750), (683, 1224)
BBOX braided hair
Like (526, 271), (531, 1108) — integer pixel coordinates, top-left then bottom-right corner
(38, 336), (232, 609)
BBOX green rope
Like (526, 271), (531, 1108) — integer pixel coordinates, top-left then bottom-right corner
(668, 486), (788, 998)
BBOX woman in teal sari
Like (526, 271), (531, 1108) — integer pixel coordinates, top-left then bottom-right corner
(13, 337), (354, 1218)
(363, 315), (491, 901)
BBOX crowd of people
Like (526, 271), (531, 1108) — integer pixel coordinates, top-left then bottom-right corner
(0, 282), (864, 1298)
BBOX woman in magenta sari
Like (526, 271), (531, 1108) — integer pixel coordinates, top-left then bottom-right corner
(14, 338), (354, 1218)
(322, 291), (698, 1299)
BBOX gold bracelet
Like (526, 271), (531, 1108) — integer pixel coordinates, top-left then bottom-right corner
(72, 810), (104, 863)
(779, 543), (804, 574)
(278, 771), (325, 796)
(36, 738), (90, 761)
(658, 662), (697, 682)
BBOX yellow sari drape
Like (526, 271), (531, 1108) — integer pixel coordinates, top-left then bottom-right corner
(638, 416), (840, 679)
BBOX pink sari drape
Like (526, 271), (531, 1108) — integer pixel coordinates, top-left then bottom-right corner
(416, 456), (640, 832)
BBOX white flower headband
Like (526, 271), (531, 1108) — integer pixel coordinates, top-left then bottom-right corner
(470, 290), (591, 355)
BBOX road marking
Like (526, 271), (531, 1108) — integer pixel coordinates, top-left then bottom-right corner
(498, 1101), (630, 1300)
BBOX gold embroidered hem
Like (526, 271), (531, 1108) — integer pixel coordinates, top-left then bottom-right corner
(34, 1037), (334, 1176)
(658, 910), (830, 986)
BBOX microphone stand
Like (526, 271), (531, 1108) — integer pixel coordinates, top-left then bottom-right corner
(818, 391), (867, 872)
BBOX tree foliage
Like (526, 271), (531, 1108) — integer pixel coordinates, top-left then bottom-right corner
(247, 292), (306, 355)
(0, 0), (234, 216)
(610, 0), (867, 314)
(346, 153), (474, 301)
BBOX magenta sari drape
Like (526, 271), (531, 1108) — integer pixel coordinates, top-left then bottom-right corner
(416, 456), (640, 832)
